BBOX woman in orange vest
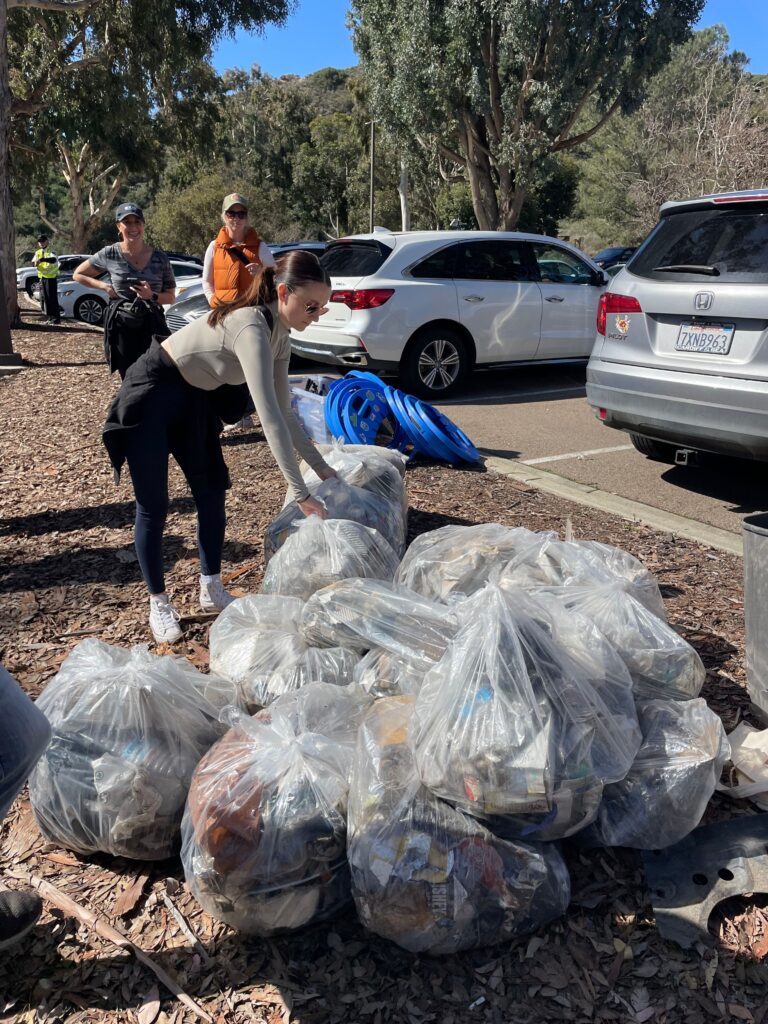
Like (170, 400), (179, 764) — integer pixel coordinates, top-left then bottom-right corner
(202, 193), (276, 307)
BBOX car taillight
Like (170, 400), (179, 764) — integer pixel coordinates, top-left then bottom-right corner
(597, 292), (642, 336)
(330, 288), (394, 309)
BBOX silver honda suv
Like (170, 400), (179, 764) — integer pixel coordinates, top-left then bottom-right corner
(586, 189), (768, 463)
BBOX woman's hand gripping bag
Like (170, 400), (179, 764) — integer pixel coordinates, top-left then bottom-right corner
(262, 516), (399, 601)
(413, 586), (642, 841)
(182, 683), (372, 935)
(209, 594), (360, 713)
(265, 476), (405, 562)
(28, 639), (225, 860)
(347, 696), (570, 955)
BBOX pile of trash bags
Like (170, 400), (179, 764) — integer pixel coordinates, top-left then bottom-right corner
(28, 640), (227, 859)
(182, 684), (371, 935)
(27, 484), (731, 955)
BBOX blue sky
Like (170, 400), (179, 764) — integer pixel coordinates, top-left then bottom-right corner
(212, 0), (768, 78)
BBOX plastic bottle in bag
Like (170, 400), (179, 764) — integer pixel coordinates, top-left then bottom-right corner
(28, 639), (224, 859)
(348, 696), (571, 954)
(182, 683), (372, 935)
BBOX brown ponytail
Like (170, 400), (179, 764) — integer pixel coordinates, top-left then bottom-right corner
(207, 250), (329, 329)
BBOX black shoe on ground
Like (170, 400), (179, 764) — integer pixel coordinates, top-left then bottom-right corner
(0, 890), (42, 951)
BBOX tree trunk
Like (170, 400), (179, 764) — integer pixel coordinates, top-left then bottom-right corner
(398, 157), (410, 231)
(500, 183), (528, 230)
(0, 0), (19, 337)
(461, 113), (499, 230)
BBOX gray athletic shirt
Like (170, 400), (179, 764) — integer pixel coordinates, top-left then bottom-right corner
(164, 303), (328, 501)
(89, 245), (176, 301)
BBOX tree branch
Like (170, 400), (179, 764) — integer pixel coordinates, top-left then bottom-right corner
(553, 94), (623, 151)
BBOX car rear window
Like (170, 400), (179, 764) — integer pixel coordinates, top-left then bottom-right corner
(321, 241), (392, 277)
(630, 206), (768, 283)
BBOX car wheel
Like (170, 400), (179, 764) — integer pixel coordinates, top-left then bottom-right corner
(24, 279), (36, 297)
(400, 327), (470, 398)
(74, 295), (106, 325)
(629, 433), (679, 463)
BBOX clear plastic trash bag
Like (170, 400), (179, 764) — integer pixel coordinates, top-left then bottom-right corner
(535, 581), (704, 701)
(265, 476), (405, 562)
(300, 579), (458, 669)
(209, 595), (359, 713)
(28, 639), (225, 860)
(347, 696), (571, 954)
(262, 516), (399, 601)
(183, 683), (372, 935)
(352, 648), (425, 699)
(581, 698), (730, 849)
(395, 524), (548, 603)
(413, 586), (643, 840)
(501, 537), (666, 620)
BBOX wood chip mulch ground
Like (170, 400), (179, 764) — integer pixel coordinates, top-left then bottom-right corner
(1, 311), (766, 1024)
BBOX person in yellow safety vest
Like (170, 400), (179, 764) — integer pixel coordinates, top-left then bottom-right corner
(33, 235), (61, 325)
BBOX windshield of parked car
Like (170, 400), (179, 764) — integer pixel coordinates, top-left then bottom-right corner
(631, 206), (768, 283)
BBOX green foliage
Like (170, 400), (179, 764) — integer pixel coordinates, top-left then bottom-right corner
(146, 169), (304, 254)
(565, 26), (768, 250)
(351, 0), (705, 229)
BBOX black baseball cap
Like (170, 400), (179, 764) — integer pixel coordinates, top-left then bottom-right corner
(36, 234), (48, 243)
(115, 203), (144, 222)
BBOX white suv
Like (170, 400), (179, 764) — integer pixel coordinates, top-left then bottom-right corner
(290, 229), (607, 397)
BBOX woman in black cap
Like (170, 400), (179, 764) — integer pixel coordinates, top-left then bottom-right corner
(74, 203), (177, 377)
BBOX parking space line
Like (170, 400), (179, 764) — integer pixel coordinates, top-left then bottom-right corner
(439, 385), (585, 406)
(522, 444), (633, 465)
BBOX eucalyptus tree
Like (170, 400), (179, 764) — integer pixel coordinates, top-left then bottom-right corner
(350, 0), (705, 232)
(3, 0), (292, 327)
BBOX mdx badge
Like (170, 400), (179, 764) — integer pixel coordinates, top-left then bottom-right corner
(694, 291), (714, 311)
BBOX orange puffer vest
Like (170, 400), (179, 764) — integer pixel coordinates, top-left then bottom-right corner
(211, 226), (263, 306)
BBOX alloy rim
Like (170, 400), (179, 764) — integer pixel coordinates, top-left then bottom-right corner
(79, 299), (104, 324)
(417, 338), (461, 390)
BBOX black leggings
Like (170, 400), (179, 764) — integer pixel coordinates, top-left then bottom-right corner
(121, 355), (228, 595)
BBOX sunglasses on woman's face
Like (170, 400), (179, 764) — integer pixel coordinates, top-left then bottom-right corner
(225, 209), (247, 219)
(286, 286), (328, 315)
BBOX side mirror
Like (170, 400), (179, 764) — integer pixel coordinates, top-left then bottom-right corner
(595, 270), (609, 286)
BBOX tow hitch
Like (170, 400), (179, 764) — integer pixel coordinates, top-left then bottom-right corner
(674, 448), (699, 467)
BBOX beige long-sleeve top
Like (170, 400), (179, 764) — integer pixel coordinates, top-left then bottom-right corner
(164, 303), (328, 501)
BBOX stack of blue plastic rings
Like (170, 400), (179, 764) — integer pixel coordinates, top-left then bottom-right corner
(324, 371), (481, 465)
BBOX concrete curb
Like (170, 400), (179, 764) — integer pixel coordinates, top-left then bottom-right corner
(483, 454), (743, 557)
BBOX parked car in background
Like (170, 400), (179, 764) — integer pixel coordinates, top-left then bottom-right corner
(592, 246), (637, 270)
(49, 260), (203, 326)
(289, 229), (608, 397)
(586, 189), (768, 464)
(17, 254), (89, 296)
(164, 241), (327, 333)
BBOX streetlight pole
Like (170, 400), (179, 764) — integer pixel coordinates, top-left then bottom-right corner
(367, 119), (376, 232)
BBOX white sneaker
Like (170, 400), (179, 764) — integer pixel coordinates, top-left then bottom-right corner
(222, 415), (253, 433)
(200, 574), (236, 612)
(149, 594), (182, 643)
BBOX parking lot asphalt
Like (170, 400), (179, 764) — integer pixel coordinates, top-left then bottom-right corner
(434, 364), (768, 542)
